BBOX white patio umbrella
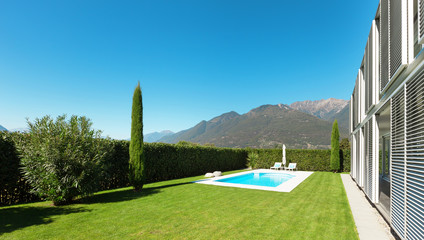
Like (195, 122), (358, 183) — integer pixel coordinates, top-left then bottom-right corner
(282, 144), (286, 167)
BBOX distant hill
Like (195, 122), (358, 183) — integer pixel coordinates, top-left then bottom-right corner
(159, 111), (240, 144)
(158, 104), (348, 149)
(0, 125), (7, 132)
(144, 130), (174, 143)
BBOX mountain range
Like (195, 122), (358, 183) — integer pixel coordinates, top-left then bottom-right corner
(144, 130), (174, 143)
(289, 98), (348, 120)
(289, 98), (349, 130)
(0, 125), (7, 132)
(157, 99), (349, 149)
(2, 99), (350, 149)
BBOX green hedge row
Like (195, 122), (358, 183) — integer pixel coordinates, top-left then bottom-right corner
(144, 143), (247, 183)
(248, 148), (350, 172)
(0, 133), (247, 206)
(98, 141), (248, 189)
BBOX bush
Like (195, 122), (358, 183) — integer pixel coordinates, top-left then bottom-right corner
(0, 132), (38, 206)
(247, 152), (259, 169)
(15, 115), (109, 205)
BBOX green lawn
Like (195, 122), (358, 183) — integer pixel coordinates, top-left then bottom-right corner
(0, 171), (358, 240)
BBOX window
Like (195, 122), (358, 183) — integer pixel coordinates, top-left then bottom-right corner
(414, 0), (423, 57)
(381, 135), (390, 180)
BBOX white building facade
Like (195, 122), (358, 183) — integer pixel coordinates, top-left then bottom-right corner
(350, 0), (424, 239)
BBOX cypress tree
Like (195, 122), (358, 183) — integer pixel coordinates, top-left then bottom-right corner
(330, 120), (340, 172)
(129, 82), (145, 190)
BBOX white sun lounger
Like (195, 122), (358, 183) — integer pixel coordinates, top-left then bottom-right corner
(270, 162), (283, 170)
(284, 163), (297, 171)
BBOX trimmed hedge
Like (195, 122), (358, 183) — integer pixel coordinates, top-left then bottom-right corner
(340, 149), (351, 172)
(98, 140), (131, 190)
(144, 143), (247, 183)
(248, 148), (350, 172)
(99, 141), (248, 188)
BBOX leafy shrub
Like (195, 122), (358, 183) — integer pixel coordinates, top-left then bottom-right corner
(247, 152), (259, 169)
(0, 132), (38, 206)
(15, 115), (109, 205)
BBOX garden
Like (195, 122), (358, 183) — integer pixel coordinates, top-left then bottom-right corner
(0, 122), (356, 239)
(0, 86), (356, 239)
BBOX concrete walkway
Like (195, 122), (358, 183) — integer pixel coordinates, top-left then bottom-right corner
(341, 174), (395, 240)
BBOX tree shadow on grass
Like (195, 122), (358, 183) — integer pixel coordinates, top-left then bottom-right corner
(0, 206), (90, 235)
(81, 182), (192, 205)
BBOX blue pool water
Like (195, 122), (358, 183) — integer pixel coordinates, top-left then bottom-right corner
(215, 172), (295, 187)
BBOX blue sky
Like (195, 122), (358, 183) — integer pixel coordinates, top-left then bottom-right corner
(0, 0), (379, 139)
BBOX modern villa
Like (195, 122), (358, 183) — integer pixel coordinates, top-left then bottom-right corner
(349, 0), (424, 239)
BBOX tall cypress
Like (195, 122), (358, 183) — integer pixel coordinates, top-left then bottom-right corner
(129, 82), (145, 190)
(330, 120), (340, 172)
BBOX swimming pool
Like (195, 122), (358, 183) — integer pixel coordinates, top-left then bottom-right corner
(215, 172), (295, 187)
(196, 170), (313, 192)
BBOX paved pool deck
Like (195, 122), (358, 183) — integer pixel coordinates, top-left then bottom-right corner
(341, 174), (395, 240)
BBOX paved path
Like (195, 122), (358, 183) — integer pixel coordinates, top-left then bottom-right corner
(341, 174), (395, 240)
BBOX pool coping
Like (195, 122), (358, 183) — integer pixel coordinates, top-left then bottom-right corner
(195, 169), (313, 192)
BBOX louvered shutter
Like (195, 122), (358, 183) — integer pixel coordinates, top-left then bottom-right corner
(365, 42), (370, 111)
(352, 134), (355, 179)
(405, 71), (424, 239)
(367, 119), (374, 200)
(360, 67), (365, 120)
(364, 122), (369, 192)
(418, 0), (424, 44)
(380, 0), (407, 93)
(380, 0), (390, 91)
(360, 127), (365, 187)
(391, 88), (406, 239)
(368, 38), (373, 110)
(356, 132), (361, 182)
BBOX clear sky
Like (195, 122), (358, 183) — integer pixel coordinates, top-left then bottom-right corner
(0, 0), (380, 139)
